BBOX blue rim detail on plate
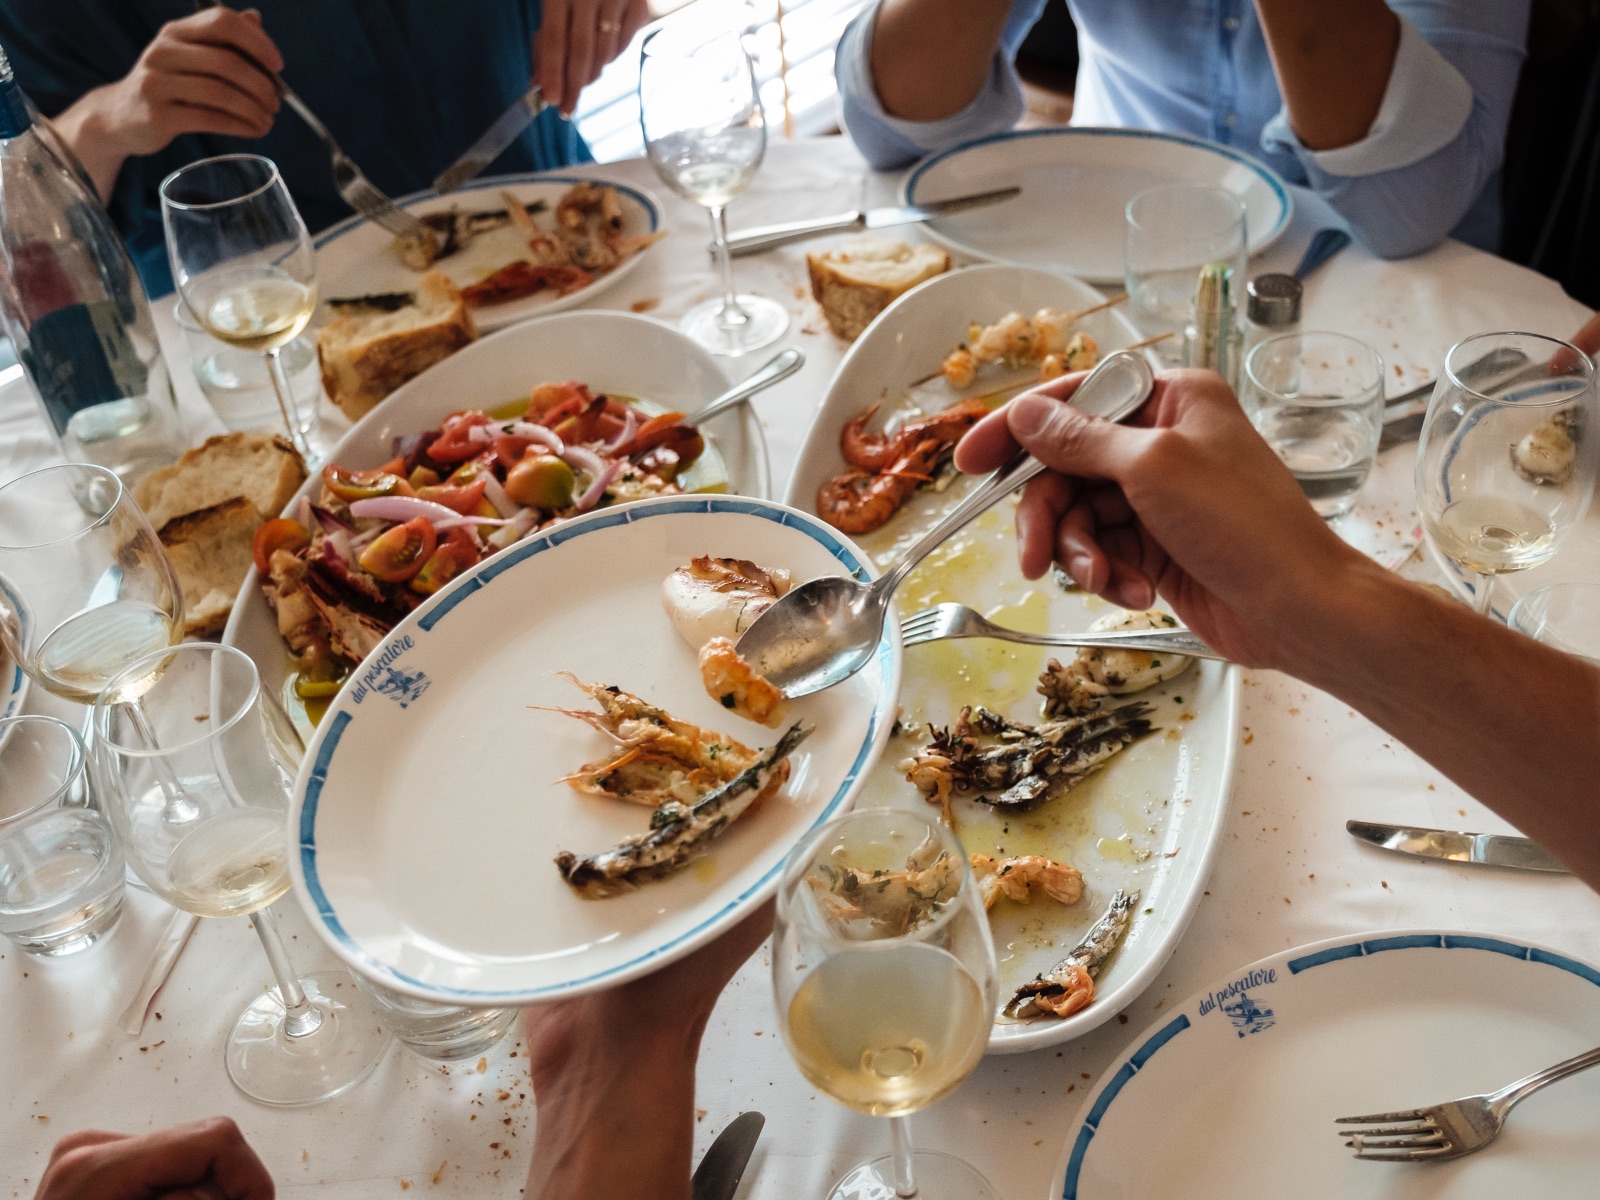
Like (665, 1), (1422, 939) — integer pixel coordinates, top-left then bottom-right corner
(295, 496), (894, 1002)
(312, 173), (660, 251)
(1061, 932), (1600, 1199)
(903, 126), (1292, 252)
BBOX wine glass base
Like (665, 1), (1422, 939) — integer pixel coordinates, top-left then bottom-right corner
(681, 295), (789, 357)
(225, 970), (392, 1107)
(826, 1151), (1000, 1200)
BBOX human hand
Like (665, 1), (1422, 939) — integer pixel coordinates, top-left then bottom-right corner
(953, 369), (1369, 668)
(533, 0), (650, 116)
(33, 1119), (272, 1200)
(1570, 311), (1600, 359)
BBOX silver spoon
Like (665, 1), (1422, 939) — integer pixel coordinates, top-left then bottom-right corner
(686, 348), (804, 425)
(737, 349), (1157, 698)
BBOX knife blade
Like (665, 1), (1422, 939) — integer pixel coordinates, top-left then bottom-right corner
(1378, 346), (1536, 451)
(691, 1111), (764, 1200)
(1346, 820), (1568, 873)
(434, 85), (546, 194)
(725, 187), (1020, 257)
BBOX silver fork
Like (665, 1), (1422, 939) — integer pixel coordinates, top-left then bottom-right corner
(899, 603), (1226, 659)
(194, 0), (428, 243)
(1336, 1045), (1600, 1162)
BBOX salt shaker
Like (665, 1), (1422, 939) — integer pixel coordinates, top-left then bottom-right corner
(1244, 273), (1303, 359)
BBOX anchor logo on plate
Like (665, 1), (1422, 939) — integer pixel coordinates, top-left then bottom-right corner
(1220, 991), (1275, 1038)
(373, 666), (430, 709)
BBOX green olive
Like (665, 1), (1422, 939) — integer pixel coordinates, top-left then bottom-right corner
(504, 452), (576, 510)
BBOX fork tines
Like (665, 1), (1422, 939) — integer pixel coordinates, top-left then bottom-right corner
(1335, 1110), (1453, 1161)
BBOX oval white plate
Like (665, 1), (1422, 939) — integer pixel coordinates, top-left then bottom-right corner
(288, 495), (900, 1003)
(222, 309), (769, 742)
(1054, 931), (1600, 1199)
(314, 173), (662, 333)
(903, 128), (1292, 285)
(787, 262), (1239, 1053)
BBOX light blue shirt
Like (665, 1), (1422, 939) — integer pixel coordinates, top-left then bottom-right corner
(836, 0), (1530, 257)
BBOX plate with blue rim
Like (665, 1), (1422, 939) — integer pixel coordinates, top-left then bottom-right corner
(1053, 930), (1600, 1199)
(288, 494), (900, 1004)
(903, 127), (1292, 285)
(314, 172), (662, 332)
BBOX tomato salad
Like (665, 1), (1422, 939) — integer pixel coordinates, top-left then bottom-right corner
(255, 381), (707, 708)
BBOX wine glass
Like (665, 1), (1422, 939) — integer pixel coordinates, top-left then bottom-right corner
(1416, 332), (1598, 617)
(773, 809), (1000, 1200)
(160, 154), (320, 462)
(640, 26), (789, 356)
(94, 643), (391, 1106)
(0, 463), (182, 708)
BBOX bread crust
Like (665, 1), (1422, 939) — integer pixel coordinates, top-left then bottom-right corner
(158, 496), (264, 637)
(807, 239), (950, 341)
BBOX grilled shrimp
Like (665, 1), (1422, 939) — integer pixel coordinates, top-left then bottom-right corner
(1005, 889), (1138, 1019)
(544, 674), (755, 771)
(817, 436), (942, 534)
(970, 853), (1084, 910)
(698, 637), (786, 726)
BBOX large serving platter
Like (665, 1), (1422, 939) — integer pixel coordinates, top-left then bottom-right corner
(222, 309), (769, 743)
(287, 495), (899, 1002)
(314, 173), (662, 333)
(1054, 931), (1600, 1199)
(903, 128), (1292, 285)
(786, 263), (1240, 1052)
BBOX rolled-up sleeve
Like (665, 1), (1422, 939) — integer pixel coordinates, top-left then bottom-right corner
(835, 0), (1046, 170)
(1260, 4), (1530, 259)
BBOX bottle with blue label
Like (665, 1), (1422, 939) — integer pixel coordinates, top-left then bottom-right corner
(0, 42), (183, 485)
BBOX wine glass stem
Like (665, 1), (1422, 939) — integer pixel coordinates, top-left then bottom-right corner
(127, 697), (200, 823)
(251, 904), (322, 1039)
(1474, 572), (1496, 617)
(263, 347), (311, 461)
(707, 206), (749, 331)
(890, 1115), (917, 1197)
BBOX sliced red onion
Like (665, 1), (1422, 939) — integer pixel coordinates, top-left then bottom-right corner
(294, 495), (312, 528)
(466, 423), (494, 446)
(432, 513), (519, 531)
(481, 473), (517, 518)
(486, 508), (539, 549)
(320, 529), (355, 567)
(349, 496), (463, 525)
(310, 504), (355, 533)
(573, 459), (625, 512)
(559, 444), (607, 480)
(603, 408), (638, 453)
(392, 431), (429, 460)
(508, 421), (565, 455)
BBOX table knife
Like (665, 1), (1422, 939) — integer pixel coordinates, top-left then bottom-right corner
(1347, 820), (1568, 873)
(1378, 346), (1535, 451)
(434, 85), (546, 195)
(691, 1111), (764, 1200)
(725, 187), (1021, 257)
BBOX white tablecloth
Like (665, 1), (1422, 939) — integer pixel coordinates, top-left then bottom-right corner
(3, 137), (1598, 1199)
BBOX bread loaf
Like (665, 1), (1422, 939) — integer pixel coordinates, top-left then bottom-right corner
(134, 432), (306, 533)
(158, 497), (264, 637)
(807, 238), (950, 341)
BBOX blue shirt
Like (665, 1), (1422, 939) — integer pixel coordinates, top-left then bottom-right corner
(836, 0), (1529, 257)
(0, 0), (592, 295)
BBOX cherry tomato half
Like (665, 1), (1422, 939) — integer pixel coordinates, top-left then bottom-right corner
(409, 528), (481, 595)
(408, 465), (442, 489)
(415, 477), (488, 515)
(252, 517), (310, 573)
(504, 452), (575, 510)
(428, 411), (493, 463)
(357, 518), (436, 582)
(526, 381), (592, 422)
(323, 463), (413, 502)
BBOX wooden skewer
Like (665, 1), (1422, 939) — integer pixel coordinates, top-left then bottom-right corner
(1126, 331), (1176, 351)
(907, 292), (1133, 387)
(969, 332), (1177, 407)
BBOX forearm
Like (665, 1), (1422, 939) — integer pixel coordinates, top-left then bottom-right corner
(44, 86), (128, 202)
(1253, 0), (1400, 150)
(1286, 562), (1600, 887)
(869, 0), (1012, 121)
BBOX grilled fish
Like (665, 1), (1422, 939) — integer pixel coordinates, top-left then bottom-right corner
(1004, 888), (1138, 1019)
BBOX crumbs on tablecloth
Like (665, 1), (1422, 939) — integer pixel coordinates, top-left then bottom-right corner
(431, 1161), (448, 1186)
(399, 1181), (411, 1191)
(629, 298), (660, 313)
(476, 1057), (487, 1073)
(696, 1108), (708, 1122)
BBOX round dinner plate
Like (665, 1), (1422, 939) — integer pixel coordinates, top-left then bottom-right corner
(1054, 931), (1600, 1199)
(289, 495), (901, 1003)
(313, 173), (662, 332)
(903, 128), (1292, 285)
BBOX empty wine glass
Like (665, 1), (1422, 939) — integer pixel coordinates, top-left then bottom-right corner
(94, 643), (390, 1106)
(160, 155), (320, 461)
(1416, 332), (1598, 616)
(640, 26), (789, 356)
(773, 809), (999, 1200)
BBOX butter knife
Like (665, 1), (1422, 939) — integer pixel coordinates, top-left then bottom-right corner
(1347, 819), (1568, 873)
(434, 85), (547, 194)
(726, 187), (1020, 257)
(691, 1111), (764, 1200)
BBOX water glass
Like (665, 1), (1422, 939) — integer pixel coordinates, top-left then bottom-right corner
(1509, 583), (1600, 661)
(1125, 184), (1248, 367)
(0, 714), (124, 956)
(1242, 331), (1384, 518)
(351, 975), (519, 1062)
(172, 299), (319, 435)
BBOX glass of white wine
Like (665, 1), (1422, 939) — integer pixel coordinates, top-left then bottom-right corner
(640, 25), (789, 356)
(773, 809), (1000, 1200)
(1416, 331), (1598, 617)
(0, 463), (182, 708)
(94, 643), (391, 1106)
(160, 154), (320, 462)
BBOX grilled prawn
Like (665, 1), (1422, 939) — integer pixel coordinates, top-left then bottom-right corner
(1004, 888), (1138, 1019)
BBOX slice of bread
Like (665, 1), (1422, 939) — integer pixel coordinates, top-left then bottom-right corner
(317, 270), (477, 421)
(135, 432), (306, 532)
(158, 497), (264, 637)
(807, 238), (951, 341)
